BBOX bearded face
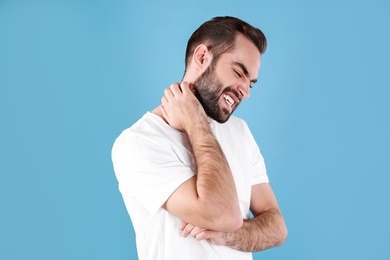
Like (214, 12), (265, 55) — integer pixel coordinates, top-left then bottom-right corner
(193, 63), (241, 123)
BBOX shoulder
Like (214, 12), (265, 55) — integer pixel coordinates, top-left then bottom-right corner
(226, 115), (248, 127)
(112, 112), (188, 163)
(114, 112), (177, 143)
(213, 115), (250, 134)
(112, 112), (164, 155)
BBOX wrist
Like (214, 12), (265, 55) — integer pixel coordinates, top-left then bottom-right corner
(183, 114), (210, 135)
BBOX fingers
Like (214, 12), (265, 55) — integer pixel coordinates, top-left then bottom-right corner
(180, 222), (206, 239)
(178, 222), (224, 243)
(161, 83), (180, 124)
(194, 230), (208, 241)
(195, 230), (227, 245)
(164, 82), (182, 97)
(179, 221), (187, 231)
(160, 81), (204, 131)
(164, 85), (175, 100)
(180, 82), (191, 94)
(167, 82), (192, 95)
(163, 82), (193, 104)
(169, 83), (182, 96)
(181, 223), (195, 238)
(191, 226), (207, 239)
(160, 105), (169, 122)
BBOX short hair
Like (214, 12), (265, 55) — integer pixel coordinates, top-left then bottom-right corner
(185, 16), (267, 69)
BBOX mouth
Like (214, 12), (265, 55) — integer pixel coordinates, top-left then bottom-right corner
(223, 92), (241, 110)
(223, 94), (235, 107)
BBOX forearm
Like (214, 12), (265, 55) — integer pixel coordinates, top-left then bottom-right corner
(224, 208), (287, 252)
(185, 123), (241, 228)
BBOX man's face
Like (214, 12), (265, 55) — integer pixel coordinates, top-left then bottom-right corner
(193, 34), (261, 123)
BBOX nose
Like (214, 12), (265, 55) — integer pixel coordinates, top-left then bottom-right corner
(238, 78), (250, 99)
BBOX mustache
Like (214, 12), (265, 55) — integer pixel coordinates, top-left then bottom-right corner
(193, 85), (242, 104)
(222, 87), (242, 102)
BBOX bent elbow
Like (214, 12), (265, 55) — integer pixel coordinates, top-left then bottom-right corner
(276, 222), (288, 247)
(213, 212), (243, 232)
(199, 201), (243, 232)
(227, 215), (244, 232)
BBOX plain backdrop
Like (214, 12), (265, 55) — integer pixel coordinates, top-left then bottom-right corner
(1, 0), (389, 259)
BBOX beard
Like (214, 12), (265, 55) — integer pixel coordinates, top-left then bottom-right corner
(193, 64), (239, 123)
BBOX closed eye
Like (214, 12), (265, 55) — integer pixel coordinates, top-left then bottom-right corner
(234, 69), (242, 78)
(231, 61), (258, 89)
(234, 69), (255, 88)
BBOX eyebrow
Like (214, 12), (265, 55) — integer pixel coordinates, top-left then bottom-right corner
(232, 62), (258, 84)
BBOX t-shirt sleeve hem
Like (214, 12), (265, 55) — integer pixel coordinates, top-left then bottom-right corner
(251, 175), (269, 186)
(146, 170), (194, 216)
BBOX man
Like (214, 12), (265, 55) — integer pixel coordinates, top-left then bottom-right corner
(112, 16), (287, 259)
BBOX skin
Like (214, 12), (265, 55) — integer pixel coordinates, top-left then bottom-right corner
(152, 33), (287, 251)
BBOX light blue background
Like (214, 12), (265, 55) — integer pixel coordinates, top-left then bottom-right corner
(1, 0), (389, 259)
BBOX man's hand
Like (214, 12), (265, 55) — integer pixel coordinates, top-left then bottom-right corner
(160, 82), (208, 132)
(180, 221), (227, 245)
(179, 221), (207, 240)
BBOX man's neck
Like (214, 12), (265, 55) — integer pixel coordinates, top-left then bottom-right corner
(152, 105), (212, 125)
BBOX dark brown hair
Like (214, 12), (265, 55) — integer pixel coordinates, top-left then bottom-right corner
(185, 16), (267, 69)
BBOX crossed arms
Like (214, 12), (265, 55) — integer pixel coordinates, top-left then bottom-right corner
(158, 82), (287, 252)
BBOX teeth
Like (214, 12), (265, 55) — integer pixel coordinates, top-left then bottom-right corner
(224, 94), (235, 107)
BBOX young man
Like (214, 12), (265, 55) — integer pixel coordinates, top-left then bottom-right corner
(112, 16), (287, 260)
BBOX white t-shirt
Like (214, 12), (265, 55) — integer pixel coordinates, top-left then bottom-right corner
(112, 112), (269, 260)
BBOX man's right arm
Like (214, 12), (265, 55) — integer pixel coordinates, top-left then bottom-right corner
(159, 83), (242, 232)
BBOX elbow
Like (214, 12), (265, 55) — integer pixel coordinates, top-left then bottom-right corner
(275, 221), (288, 247)
(226, 214), (244, 232)
(198, 199), (243, 232)
(210, 211), (243, 232)
(269, 208), (287, 247)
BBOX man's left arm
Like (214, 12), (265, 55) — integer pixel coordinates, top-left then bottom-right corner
(182, 183), (287, 252)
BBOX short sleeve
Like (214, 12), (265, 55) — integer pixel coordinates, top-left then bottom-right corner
(112, 132), (194, 215)
(243, 122), (269, 185)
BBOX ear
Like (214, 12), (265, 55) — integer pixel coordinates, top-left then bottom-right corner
(192, 44), (211, 71)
